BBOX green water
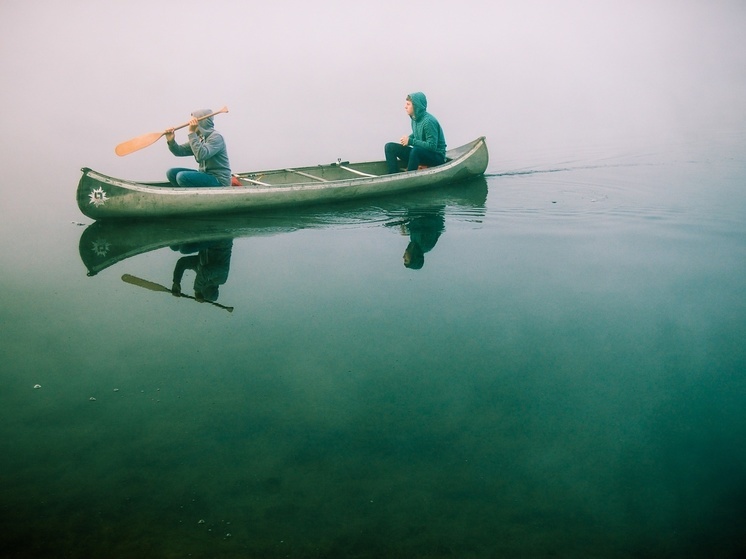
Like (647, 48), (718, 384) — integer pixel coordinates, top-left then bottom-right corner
(2, 142), (745, 558)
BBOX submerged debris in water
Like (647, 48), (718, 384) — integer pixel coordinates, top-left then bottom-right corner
(89, 397), (96, 401)
(34, 384), (41, 389)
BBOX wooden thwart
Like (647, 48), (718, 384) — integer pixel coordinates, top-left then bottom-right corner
(239, 177), (270, 186)
(339, 165), (377, 177)
(286, 169), (328, 182)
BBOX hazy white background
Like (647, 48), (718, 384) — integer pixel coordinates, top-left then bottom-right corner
(1, 0), (744, 195)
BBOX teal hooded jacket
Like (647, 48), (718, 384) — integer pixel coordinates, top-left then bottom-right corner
(168, 109), (232, 186)
(407, 92), (446, 158)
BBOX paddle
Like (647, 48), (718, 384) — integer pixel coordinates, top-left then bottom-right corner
(121, 273), (234, 313)
(114, 106), (229, 156)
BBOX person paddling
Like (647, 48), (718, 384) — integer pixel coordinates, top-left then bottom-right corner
(165, 109), (231, 186)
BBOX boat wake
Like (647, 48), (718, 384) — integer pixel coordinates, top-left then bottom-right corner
(486, 161), (662, 178)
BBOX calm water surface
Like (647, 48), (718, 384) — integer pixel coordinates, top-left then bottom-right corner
(1, 135), (745, 558)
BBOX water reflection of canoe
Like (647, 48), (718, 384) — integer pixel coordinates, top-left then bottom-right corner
(77, 137), (488, 219)
(78, 177), (488, 276)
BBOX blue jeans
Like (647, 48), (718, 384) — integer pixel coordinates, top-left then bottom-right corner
(385, 143), (445, 174)
(167, 168), (221, 187)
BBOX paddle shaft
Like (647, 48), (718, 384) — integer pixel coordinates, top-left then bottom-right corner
(115, 106), (228, 156)
(121, 273), (234, 313)
(166, 106), (228, 134)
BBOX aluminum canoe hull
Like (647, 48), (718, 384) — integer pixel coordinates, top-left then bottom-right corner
(77, 137), (488, 219)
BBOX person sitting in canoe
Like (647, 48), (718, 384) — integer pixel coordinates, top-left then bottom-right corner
(385, 92), (447, 174)
(165, 109), (232, 186)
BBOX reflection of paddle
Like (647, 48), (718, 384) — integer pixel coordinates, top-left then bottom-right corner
(121, 274), (234, 313)
(114, 106), (228, 156)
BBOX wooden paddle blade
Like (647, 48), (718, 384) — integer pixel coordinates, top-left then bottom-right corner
(121, 274), (171, 293)
(115, 131), (165, 156)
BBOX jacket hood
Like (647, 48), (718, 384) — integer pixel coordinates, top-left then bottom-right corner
(191, 109), (214, 133)
(409, 92), (427, 120)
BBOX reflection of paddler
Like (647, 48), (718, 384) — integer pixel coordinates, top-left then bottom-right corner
(171, 239), (233, 302)
(401, 212), (445, 270)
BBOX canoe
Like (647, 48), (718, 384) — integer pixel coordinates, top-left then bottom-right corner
(79, 176), (488, 276)
(77, 137), (488, 219)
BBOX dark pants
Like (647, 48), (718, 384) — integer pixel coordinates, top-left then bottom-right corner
(385, 143), (445, 174)
(167, 167), (221, 187)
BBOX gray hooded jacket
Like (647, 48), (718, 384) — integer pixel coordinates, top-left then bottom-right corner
(168, 109), (232, 185)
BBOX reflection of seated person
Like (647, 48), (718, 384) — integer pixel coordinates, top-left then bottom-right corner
(170, 239), (233, 302)
(401, 212), (445, 269)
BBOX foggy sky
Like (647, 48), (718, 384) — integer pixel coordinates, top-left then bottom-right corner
(1, 0), (745, 188)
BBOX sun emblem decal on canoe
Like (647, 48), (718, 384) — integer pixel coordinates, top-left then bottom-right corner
(91, 238), (111, 257)
(89, 187), (108, 206)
